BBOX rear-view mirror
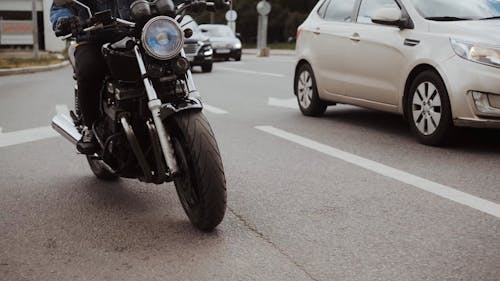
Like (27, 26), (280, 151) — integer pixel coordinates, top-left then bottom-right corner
(371, 8), (411, 29)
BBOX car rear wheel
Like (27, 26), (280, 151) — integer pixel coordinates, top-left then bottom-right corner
(407, 70), (453, 146)
(295, 63), (327, 116)
(202, 62), (213, 73)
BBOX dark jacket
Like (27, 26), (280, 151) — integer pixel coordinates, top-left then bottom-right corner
(50, 0), (136, 30)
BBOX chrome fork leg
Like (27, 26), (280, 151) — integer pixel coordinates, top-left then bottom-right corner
(181, 49), (200, 99)
(134, 46), (179, 174)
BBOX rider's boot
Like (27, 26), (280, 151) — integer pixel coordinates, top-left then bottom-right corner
(77, 126), (98, 155)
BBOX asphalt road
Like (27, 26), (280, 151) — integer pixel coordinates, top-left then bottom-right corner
(1, 55), (499, 281)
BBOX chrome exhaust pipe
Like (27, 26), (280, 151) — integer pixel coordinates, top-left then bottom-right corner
(51, 114), (81, 144)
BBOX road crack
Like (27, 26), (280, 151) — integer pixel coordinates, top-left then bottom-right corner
(228, 207), (320, 281)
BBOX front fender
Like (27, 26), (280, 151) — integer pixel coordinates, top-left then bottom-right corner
(159, 97), (203, 120)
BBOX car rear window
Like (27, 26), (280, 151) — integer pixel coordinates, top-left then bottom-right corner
(324, 0), (357, 22)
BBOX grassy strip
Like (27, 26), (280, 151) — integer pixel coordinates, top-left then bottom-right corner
(0, 57), (65, 69)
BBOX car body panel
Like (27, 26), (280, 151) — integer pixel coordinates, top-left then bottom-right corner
(296, 0), (500, 128)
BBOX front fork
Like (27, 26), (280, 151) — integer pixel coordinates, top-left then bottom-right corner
(133, 46), (187, 175)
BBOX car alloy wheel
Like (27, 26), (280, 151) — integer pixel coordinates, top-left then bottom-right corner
(298, 70), (313, 109)
(407, 70), (453, 146)
(411, 81), (442, 136)
(294, 64), (327, 116)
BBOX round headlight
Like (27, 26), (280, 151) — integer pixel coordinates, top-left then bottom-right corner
(141, 16), (184, 60)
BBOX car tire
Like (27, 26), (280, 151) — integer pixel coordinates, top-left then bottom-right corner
(407, 70), (454, 146)
(294, 63), (327, 117)
(202, 63), (213, 73)
(235, 54), (241, 61)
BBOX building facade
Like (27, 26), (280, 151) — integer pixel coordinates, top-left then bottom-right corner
(0, 0), (65, 52)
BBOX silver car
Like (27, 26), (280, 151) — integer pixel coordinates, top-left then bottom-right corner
(295, 0), (500, 146)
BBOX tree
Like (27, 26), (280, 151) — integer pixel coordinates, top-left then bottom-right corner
(192, 0), (319, 44)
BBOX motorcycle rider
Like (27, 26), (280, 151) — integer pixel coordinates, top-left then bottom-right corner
(51, 0), (139, 154)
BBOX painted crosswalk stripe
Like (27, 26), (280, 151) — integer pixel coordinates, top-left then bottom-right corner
(203, 104), (229, 115)
(255, 125), (500, 219)
(218, 67), (285, 78)
(56, 104), (70, 115)
(0, 126), (59, 148)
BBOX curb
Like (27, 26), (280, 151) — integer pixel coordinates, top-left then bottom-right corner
(0, 61), (70, 76)
(242, 49), (295, 57)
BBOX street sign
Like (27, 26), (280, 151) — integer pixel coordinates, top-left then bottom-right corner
(256, 1), (271, 16)
(0, 20), (34, 45)
(225, 10), (238, 22)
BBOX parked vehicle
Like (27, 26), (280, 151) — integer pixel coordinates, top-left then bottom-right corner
(51, 0), (228, 231)
(295, 0), (500, 146)
(200, 24), (242, 61)
(181, 15), (214, 72)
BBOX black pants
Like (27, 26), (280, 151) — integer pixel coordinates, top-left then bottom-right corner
(74, 43), (106, 127)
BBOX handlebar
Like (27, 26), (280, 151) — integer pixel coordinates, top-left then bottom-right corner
(55, 0), (230, 39)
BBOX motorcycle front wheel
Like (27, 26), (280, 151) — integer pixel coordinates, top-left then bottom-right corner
(167, 111), (227, 231)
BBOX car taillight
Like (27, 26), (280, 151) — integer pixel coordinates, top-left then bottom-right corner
(296, 28), (302, 41)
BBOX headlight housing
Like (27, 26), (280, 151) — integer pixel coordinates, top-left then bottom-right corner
(450, 39), (500, 68)
(142, 16), (184, 60)
(233, 42), (242, 49)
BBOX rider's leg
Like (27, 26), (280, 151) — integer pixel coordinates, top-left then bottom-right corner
(74, 43), (106, 154)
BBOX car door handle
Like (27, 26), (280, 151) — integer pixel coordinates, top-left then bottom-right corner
(350, 33), (360, 42)
(313, 27), (321, 35)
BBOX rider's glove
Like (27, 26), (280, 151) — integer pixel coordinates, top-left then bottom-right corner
(55, 16), (80, 37)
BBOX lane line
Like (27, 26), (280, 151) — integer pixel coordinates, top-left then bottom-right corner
(56, 104), (70, 116)
(255, 125), (500, 219)
(203, 104), (229, 115)
(218, 67), (286, 78)
(0, 126), (59, 148)
(268, 97), (299, 109)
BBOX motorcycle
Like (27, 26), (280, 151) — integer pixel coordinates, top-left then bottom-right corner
(51, 0), (228, 231)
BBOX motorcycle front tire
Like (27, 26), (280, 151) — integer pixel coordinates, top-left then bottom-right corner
(167, 111), (227, 231)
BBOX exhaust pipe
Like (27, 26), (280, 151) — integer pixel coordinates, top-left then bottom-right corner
(51, 114), (81, 144)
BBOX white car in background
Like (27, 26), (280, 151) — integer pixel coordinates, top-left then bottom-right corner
(295, 0), (500, 146)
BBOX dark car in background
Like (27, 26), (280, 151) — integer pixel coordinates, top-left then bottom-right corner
(181, 16), (213, 72)
(200, 24), (242, 61)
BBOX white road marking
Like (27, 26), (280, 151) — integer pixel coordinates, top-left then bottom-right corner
(218, 67), (286, 78)
(256, 125), (500, 219)
(203, 104), (229, 115)
(56, 104), (70, 116)
(0, 126), (59, 148)
(268, 97), (299, 109)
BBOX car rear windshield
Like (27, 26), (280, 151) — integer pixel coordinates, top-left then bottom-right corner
(410, 0), (500, 20)
(203, 26), (235, 38)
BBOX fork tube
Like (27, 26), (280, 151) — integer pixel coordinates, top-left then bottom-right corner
(181, 49), (200, 98)
(134, 46), (179, 174)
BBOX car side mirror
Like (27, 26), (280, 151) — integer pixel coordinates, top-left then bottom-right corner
(371, 8), (411, 29)
(235, 32), (241, 40)
(54, 0), (74, 7)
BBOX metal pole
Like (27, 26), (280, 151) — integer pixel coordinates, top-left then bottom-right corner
(32, 0), (40, 60)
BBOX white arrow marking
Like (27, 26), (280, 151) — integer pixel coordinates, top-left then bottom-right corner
(256, 125), (500, 219)
(268, 97), (299, 110)
(0, 126), (59, 148)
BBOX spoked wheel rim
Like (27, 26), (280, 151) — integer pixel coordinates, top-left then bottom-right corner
(297, 70), (313, 109)
(172, 138), (200, 217)
(412, 81), (442, 136)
